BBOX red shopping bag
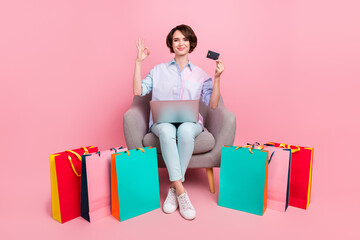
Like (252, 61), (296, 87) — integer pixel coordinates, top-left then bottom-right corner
(267, 142), (314, 209)
(50, 146), (98, 223)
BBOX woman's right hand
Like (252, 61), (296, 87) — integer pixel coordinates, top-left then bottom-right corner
(136, 38), (150, 62)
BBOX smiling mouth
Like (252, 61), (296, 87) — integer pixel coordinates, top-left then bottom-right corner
(178, 48), (185, 51)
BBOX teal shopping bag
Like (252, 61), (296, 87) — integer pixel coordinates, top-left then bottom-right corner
(112, 146), (160, 221)
(218, 145), (269, 216)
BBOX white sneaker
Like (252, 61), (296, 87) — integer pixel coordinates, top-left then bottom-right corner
(177, 192), (196, 220)
(163, 188), (178, 214)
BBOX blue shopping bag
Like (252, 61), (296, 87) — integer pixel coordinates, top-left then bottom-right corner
(111, 146), (160, 221)
(218, 145), (271, 216)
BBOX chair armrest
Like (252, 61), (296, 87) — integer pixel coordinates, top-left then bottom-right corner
(123, 96), (150, 149)
(205, 98), (236, 165)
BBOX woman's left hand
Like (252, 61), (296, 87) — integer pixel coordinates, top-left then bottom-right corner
(215, 60), (225, 78)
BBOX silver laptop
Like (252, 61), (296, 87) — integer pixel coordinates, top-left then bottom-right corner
(150, 99), (199, 123)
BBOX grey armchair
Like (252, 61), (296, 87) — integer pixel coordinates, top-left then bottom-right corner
(123, 93), (236, 193)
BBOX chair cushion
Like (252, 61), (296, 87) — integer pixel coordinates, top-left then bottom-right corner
(142, 127), (215, 154)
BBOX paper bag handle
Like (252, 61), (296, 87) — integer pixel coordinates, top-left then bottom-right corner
(65, 147), (90, 177)
(224, 144), (263, 154)
(111, 146), (124, 153)
(115, 146), (154, 156)
(277, 143), (301, 153)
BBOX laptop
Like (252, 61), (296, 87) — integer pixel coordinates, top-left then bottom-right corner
(150, 99), (199, 123)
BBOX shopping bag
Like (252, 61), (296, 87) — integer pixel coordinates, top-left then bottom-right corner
(80, 146), (127, 222)
(267, 142), (314, 209)
(218, 145), (271, 216)
(263, 144), (292, 211)
(111, 146), (160, 221)
(50, 146), (98, 223)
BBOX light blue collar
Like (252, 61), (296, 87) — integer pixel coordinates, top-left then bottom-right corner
(168, 58), (194, 71)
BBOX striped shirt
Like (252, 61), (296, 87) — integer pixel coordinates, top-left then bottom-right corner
(141, 58), (213, 130)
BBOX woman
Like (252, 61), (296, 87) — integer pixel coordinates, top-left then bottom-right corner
(133, 24), (224, 220)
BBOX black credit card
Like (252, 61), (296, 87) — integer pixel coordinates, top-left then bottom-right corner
(206, 50), (220, 60)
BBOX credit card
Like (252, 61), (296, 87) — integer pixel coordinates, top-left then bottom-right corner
(206, 50), (220, 60)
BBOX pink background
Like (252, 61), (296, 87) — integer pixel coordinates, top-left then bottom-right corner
(1, 0), (359, 239)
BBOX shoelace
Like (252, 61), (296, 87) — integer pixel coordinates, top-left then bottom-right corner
(165, 189), (177, 203)
(178, 194), (193, 211)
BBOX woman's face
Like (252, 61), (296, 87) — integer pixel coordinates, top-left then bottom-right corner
(172, 30), (190, 56)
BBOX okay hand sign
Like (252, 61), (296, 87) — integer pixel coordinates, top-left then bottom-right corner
(136, 38), (150, 62)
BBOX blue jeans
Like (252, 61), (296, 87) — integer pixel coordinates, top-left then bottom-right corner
(151, 122), (203, 182)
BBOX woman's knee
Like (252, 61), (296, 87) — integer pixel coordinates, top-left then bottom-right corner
(177, 122), (198, 139)
(158, 123), (176, 139)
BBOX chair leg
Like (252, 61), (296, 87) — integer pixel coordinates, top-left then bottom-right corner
(206, 168), (215, 193)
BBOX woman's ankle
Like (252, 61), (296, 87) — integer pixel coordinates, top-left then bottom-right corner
(171, 180), (185, 195)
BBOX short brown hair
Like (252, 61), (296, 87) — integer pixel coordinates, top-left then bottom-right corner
(166, 24), (197, 53)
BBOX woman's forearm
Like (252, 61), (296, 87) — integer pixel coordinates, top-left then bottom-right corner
(209, 76), (220, 109)
(133, 61), (142, 96)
